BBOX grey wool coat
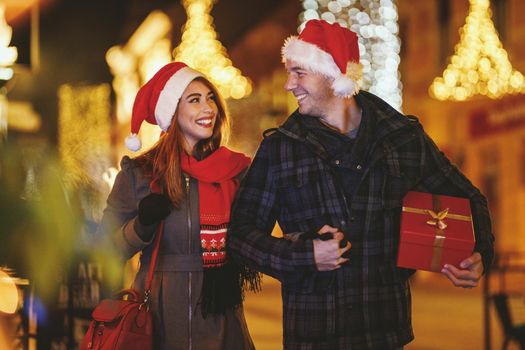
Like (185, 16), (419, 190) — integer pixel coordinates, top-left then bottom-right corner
(229, 90), (494, 350)
(98, 156), (254, 350)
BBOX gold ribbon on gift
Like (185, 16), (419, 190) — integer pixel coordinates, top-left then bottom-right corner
(426, 208), (449, 229)
(402, 194), (472, 271)
(402, 207), (471, 223)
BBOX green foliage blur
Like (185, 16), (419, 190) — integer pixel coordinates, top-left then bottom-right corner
(1, 138), (82, 303)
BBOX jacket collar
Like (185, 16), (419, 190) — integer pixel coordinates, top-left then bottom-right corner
(277, 91), (418, 164)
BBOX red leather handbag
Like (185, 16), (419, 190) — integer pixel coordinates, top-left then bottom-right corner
(80, 222), (163, 350)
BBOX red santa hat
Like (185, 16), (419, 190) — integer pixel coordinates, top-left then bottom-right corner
(281, 19), (361, 97)
(125, 62), (204, 151)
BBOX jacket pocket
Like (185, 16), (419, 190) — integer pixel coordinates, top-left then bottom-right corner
(283, 290), (337, 342)
(382, 150), (421, 210)
(275, 167), (326, 225)
(375, 263), (411, 332)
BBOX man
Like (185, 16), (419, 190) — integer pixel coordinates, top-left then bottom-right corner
(229, 19), (494, 349)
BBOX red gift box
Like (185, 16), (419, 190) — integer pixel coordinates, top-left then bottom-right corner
(397, 191), (475, 272)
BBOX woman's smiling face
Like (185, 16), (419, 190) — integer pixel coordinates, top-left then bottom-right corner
(176, 79), (219, 152)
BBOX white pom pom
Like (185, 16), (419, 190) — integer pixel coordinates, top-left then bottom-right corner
(125, 134), (142, 152)
(332, 75), (358, 97)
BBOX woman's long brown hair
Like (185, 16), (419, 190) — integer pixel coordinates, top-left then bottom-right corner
(135, 77), (230, 208)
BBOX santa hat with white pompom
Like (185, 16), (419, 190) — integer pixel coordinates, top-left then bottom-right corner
(281, 19), (362, 97)
(125, 62), (204, 151)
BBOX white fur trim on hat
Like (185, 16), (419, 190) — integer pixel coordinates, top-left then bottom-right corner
(282, 36), (360, 97)
(332, 76), (358, 98)
(155, 66), (204, 131)
(332, 62), (361, 97)
(282, 36), (341, 79)
(125, 133), (142, 152)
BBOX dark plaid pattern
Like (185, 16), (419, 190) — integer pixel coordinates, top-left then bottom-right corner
(229, 91), (494, 349)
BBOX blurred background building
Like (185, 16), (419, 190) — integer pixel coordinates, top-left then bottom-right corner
(0, 0), (524, 349)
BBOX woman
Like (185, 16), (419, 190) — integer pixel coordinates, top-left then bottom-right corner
(99, 62), (258, 349)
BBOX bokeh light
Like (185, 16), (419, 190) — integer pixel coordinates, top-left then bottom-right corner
(429, 0), (525, 100)
(174, 0), (252, 100)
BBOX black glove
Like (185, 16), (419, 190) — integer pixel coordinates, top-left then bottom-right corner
(299, 230), (333, 241)
(300, 230), (350, 254)
(138, 193), (172, 226)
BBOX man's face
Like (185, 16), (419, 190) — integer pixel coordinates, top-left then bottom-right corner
(284, 59), (334, 117)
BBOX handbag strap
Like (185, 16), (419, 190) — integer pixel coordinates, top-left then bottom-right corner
(142, 180), (165, 304)
(145, 221), (163, 291)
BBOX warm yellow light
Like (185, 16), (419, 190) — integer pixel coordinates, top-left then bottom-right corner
(58, 84), (111, 190)
(6, 100), (41, 132)
(430, 0), (524, 100)
(429, 78), (448, 101)
(467, 70), (479, 84)
(510, 71), (524, 88)
(174, 0), (252, 99)
(127, 11), (171, 57)
(443, 69), (457, 87)
(0, 270), (18, 314)
(105, 9), (174, 146)
(0, 4), (17, 67)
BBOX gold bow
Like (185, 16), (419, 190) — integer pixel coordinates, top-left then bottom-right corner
(426, 208), (449, 230)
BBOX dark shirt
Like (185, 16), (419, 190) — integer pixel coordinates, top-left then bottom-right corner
(297, 110), (371, 237)
(299, 115), (358, 191)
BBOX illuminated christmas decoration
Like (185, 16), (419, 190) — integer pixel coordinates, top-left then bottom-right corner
(299, 0), (403, 111)
(429, 0), (524, 101)
(0, 268), (18, 314)
(174, 0), (252, 99)
(106, 11), (173, 154)
(106, 11), (172, 125)
(58, 84), (111, 200)
(0, 3), (18, 139)
(0, 4), (17, 81)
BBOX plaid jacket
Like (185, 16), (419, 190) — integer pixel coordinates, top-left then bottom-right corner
(229, 91), (494, 349)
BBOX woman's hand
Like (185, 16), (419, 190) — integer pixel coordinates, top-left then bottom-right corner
(138, 193), (172, 226)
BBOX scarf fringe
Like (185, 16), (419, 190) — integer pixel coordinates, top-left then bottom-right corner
(200, 260), (262, 318)
(239, 263), (262, 294)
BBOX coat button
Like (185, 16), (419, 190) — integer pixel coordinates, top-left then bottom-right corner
(340, 220), (346, 226)
(356, 164), (362, 170)
(334, 159), (341, 165)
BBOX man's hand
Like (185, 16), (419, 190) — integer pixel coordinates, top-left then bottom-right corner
(441, 252), (483, 288)
(313, 225), (352, 271)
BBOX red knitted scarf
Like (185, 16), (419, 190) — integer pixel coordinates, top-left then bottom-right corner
(181, 146), (250, 268)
